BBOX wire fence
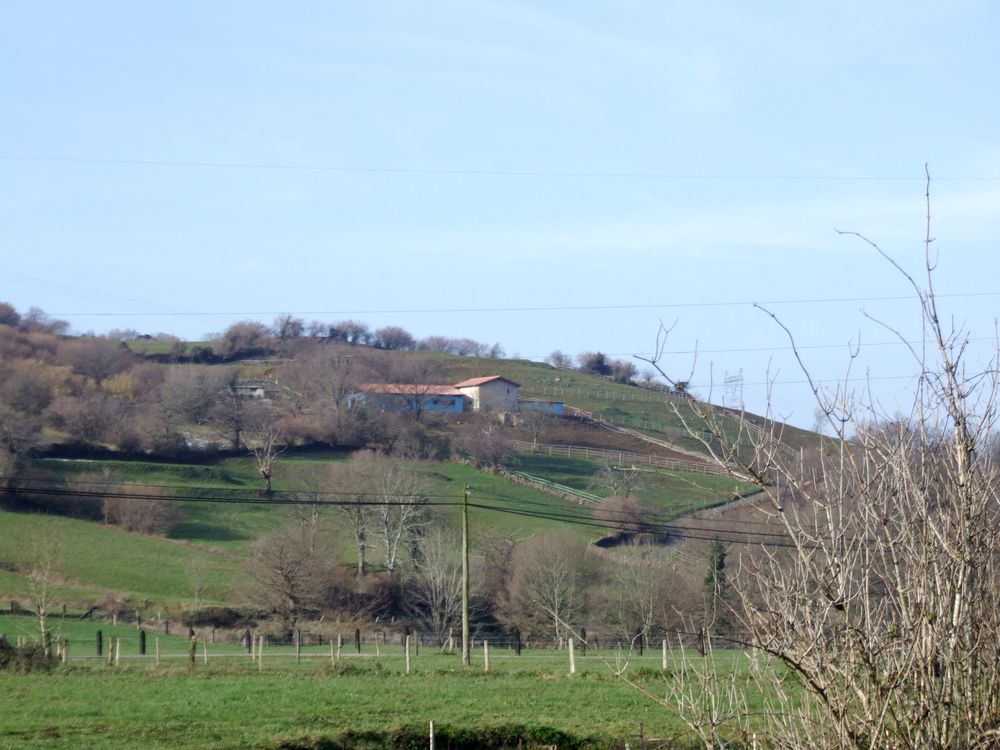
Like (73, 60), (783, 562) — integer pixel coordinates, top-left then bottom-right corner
(8, 632), (740, 673)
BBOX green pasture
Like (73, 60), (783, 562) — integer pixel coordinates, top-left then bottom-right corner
(0, 509), (243, 607)
(0, 616), (768, 750)
(4, 452), (751, 609)
(5, 457), (609, 606)
(512, 453), (756, 518)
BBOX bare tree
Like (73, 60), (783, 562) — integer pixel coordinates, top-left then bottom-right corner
(328, 320), (371, 345)
(185, 557), (210, 617)
(473, 531), (518, 620)
(103, 483), (177, 534)
(58, 336), (134, 384)
(405, 527), (463, 645)
(373, 325), (416, 351)
(505, 532), (592, 644)
(546, 350), (573, 369)
(0, 301), (21, 328)
(243, 524), (331, 636)
(213, 320), (272, 359)
(0, 403), (41, 476)
(323, 456), (374, 577)
(244, 409), (286, 496)
(605, 541), (672, 646)
(272, 313), (304, 342)
(644, 177), (1000, 749)
(577, 351), (612, 376)
(21, 535), (62, 657)
(209, 381), (248, 451)
(594, 495), (646, 539)
(592, 460), (644, 498)
(456, 415), (514, 469)
(610, 358), (638, 384)
(278, 346), (362, 445)
(369, 456), (429, 573)
(21, 306), (69, 335)
(516, 409), (553, 449)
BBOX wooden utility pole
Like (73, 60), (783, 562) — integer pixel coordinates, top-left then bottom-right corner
(462, 484), (471, 667)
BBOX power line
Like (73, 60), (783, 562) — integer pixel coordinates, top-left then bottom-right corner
(4, 478), (805, 549)
(29, 291), (1000, 318)
(5, 154), (999, 182)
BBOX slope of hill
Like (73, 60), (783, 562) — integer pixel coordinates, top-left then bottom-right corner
(0, 319), (820, 632)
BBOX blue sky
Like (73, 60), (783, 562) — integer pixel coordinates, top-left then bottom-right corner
(3, 1), (999, 427)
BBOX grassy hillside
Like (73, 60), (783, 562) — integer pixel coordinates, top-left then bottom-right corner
(0, 509), (242, 607)
(431, 354), (820, 455)
(1, 342), (816, 625)
(2, 443), (754, 612)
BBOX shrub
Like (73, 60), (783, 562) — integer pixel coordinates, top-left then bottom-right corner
(0, 636), (58, 673)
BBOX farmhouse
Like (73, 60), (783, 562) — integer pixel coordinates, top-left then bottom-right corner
(352, 374), (566, 415)
(454, 375), (520, 412)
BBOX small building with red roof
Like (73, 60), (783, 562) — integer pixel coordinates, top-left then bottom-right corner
(352, 374), (562, 415)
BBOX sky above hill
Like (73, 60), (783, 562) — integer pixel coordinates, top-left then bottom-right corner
(3, 1), (999, 428)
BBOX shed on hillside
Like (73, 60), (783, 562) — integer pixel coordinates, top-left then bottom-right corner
(454, 375), (520, 412)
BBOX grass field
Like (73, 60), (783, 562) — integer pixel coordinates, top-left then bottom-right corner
(0, 613), (765, 750)
(2, 449), (751, 613)
(0, 509), (243, 606)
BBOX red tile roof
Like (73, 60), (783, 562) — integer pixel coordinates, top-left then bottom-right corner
(358, 384), (464, 396)
(453, 375), (521, 388)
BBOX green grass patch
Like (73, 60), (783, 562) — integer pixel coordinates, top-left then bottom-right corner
(0, 511), (244, 608)
(0, 646), (768, 749)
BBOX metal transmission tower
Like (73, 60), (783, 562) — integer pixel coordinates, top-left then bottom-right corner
(723, 370), (744, 409)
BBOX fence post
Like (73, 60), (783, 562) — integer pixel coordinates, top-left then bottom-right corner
(429, 720), (435, 750)
(580, 627), (587, 656)
(483, 640), (490, 672)
(96, 629), (103, 657)
(203, 640), (208, 665)
(355, 628), (361, 654)
(405, 635), (411, 675)
(513, 627), (521, 656)
(295, 629), (301, 663)
(155, 637), (160, 666)
(568, 638), (576, 674)
(189, 637), (196, 667)
(115, 637), (121, 667)
(336, 633), (342, 662)
(139, 630), (146, 656)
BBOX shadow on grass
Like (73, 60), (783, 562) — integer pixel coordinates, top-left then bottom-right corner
(168, 522), (249, 542)
(275, 723), (609, 750)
